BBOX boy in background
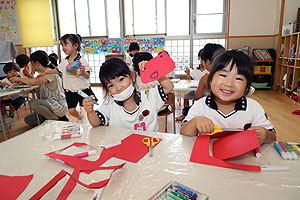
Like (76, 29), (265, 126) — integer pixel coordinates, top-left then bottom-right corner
(0, 62), (25, 122)
(125, 42), (140, 71)
(16, 54), (34, 78)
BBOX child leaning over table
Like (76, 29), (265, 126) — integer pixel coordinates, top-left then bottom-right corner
(0, 62), (25, 122)
(180, 50), (276, 145)
(16, 54), (34, 78)
(83, 57), (174, 132)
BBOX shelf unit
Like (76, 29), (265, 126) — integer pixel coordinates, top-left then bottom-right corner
(251, 49), (275, 89)
(274, 31), (300, 104)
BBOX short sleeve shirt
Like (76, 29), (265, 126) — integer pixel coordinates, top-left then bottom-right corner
(95, 85), (168, 132)
(183, 95), (275, 134)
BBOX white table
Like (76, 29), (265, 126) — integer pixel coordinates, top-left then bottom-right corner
(0, 86), (39, 140)
(173, 80), (199, 91)
(0, 120), (299, 200)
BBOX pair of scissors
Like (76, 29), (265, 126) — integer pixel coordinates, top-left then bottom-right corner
(204, 124), (243, 136)
(142, 137), (159, 157)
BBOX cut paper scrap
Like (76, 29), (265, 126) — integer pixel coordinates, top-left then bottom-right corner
(0, 174), (33, 200)
(140, 50), (175, 83)
(32, 134), (162, 199)
(190, 130), (261, 171)
(213, 130), (260, 160)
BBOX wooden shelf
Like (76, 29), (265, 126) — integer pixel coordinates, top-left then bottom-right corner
(254, 73), (272, 75)
(253, 60), (273, 63)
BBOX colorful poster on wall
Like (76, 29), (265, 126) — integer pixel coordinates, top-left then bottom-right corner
(82, 38), (122, 55)
(124, 38), (165, 53)
(0, 0), (21, 44)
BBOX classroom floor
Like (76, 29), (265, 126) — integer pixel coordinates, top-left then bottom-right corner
(1, 88), (300, 142)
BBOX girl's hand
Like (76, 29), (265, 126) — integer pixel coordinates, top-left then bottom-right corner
(79, 66), (85, 74)
(184, 68), (190, 75)
(9, 77), (20, 83)
(138, 61), (148, 72)
(249, 126), (269, 145)
(83, 97), (95, 113)
(194, 116), (214, 134)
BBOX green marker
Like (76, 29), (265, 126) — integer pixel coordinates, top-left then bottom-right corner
(285, 142), (298, 160)
(169, 193), (184, 200)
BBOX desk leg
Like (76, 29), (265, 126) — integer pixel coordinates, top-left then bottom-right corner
(0, 101), (9, 140)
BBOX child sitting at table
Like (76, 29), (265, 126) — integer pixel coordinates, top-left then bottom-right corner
(83, 57), (174, 132)
(10, 50), (68, 126)
(0, 62), (25, 122)
(180, 50), (276, 145)
(16, 54), (34, 78)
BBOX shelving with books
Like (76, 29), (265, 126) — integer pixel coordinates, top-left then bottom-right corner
(274, 31), (300, 104)
(251, 49), (275, 89)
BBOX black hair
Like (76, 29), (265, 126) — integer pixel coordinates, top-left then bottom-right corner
(129, 42), (140, 52)
(207, 50), (254, 96)
(30, 50), (55, 69)
(198, 48), (203, 57)
(49, 53), (58, 66)
(200, 43), (225, 63)
(132, 52), (153, 75)
(16, 54), (30, 68)
(3, 62), (20, 74)
(99, 58), (132, 91)
(60, 34), (82, 52)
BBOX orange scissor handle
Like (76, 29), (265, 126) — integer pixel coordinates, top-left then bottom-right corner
(142, 137), (160, 147)
(203, 124), (223, 136)
(142, 137), (150, 147)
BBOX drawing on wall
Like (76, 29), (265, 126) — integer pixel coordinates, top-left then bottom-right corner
(124, 38), (165, 53)
(0, 0), (21, 43)
(82, 38), (122, 55)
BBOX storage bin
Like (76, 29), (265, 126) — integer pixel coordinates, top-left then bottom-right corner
(254, 65), (271, 74)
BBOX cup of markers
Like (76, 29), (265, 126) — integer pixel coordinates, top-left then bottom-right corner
(273, 141), (300, 160)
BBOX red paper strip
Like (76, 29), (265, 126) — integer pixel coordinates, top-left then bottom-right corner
(212, 130), (260, 159)
(0, 174), (33, 200)
(140, 51), (175, 83)
(190, 135), (261, 171)
(30, 163), (125, 200)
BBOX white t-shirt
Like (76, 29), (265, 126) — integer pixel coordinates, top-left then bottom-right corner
(183, 95), (275, 134)
(95, 85), (168, 132)
(125, 55), (134, 71)
(191, 68), (208, 80)
(58, 54), (92, 92)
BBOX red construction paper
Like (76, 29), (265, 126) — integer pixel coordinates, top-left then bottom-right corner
(140, 51), (175, 83)
(34, 134), (162, 199)
(0, 174), (33, 200)
(190, 135), (261, 171)
(212, 130), (260, 160)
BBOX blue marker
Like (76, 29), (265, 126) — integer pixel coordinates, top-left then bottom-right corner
(274, 142), (287, 160)
(78, 91), (98, 105)
(174, 184), (197, 199)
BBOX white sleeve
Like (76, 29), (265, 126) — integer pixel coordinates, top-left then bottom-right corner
(148, 85), (167, 111)
(81, 57), (92, 72)
(250, 99), (275, 130)
(183, 98), (205, 123)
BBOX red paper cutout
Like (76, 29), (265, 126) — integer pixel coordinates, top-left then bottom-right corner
(190, 131), (261, 171)
(32, 134), (162, 199)
(140, 51), (175, 83)
(213, 130), (260, 159)
(0, 174), (33, 200)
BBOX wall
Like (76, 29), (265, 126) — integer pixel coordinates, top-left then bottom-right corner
(282, 0), (300, 27)
(228, 0), (280, 49)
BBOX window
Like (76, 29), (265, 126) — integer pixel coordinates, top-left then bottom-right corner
(57, 0), (107, 37)
(165, 39), (190, 71)
(124, 0), (166, 35)
(195, 0), (226, 34)
(166, 0), (189, 36)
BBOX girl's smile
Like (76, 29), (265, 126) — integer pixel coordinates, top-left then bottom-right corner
(211, 62), (247, 105)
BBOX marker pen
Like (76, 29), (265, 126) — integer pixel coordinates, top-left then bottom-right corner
(273, 142), (287, 160)
(74, 150), (97, 158)
(260, 165), (290, 172)
(78, 91), (98, 105)
(253, 147), (261, 158)
(278, 141), (293, 160)
(290, 144), (300, 154)
(174, 184), (197, 199)
(284, 143), (298, 160)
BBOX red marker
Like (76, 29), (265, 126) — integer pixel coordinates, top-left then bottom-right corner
(74, 150), (97, 158)
(253, 147), (261, 158)
(278, 141), (293, 160)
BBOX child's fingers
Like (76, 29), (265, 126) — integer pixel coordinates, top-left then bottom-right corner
(89, 95), (96, 100)
(138, 61), (148, 71)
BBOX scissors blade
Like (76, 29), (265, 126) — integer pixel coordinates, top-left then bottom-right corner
(222, 128), (243, 132)
(149, 146), (153, 157)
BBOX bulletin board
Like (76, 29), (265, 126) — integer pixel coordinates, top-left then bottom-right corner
(82, 38), (122, 55)
(0, 0), (21, 44)
(124, 38), (165, 53)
